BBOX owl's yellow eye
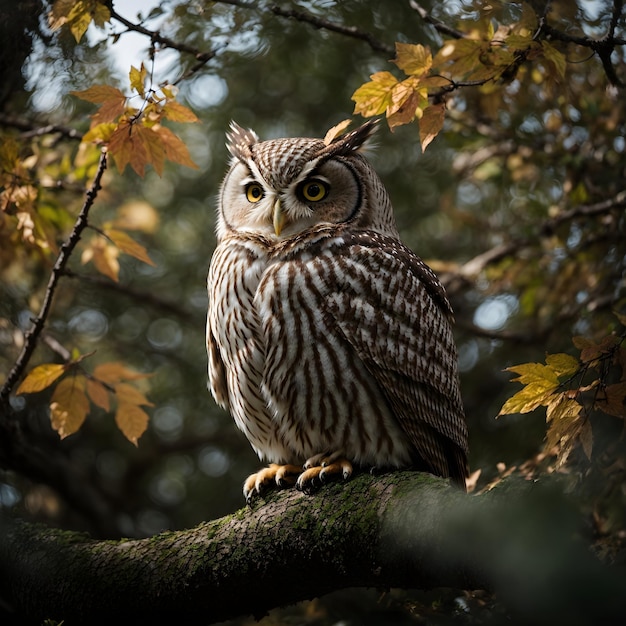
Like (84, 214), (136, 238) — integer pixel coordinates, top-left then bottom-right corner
(299, 179), (329, 202)
(245, 183), (264, 203)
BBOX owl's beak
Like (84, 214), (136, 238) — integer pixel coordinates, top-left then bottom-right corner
(273, 198), (285, 236)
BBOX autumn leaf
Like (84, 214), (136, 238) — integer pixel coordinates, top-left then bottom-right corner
(545, 353), (580, 378)
(352, 71), (398, 118)
(16, 363), (66, 394)
(498, 383), (556, 415)
(82, 237), (120, 281)
(596, 382), (626, 418)
(419, 102), (446, 151)
(50, 375), (90, 438)
(129, 64), (148, 98)
(162, 101), (200, 123)
(393, 43), (433, 77)
(154, 125), (198, 170)
(105, 228), (155, 266)
(86, 378), (110, 412)
(107, 121), (148, 176)
(50, 0), (111, 42)
(114, 382), (154, 407)
(93, 362), (151, 384)
(115, 403), (149, 446)
(323, 120), (352, 145)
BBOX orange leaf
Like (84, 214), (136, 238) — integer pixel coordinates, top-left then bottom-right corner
(16, 363), (66, 394)
(162, 101), (199, 123)
(419, 102), (446, 152)
(154, 125), (199, 170)
(94, 245), (120, 281)
(114, 382), (154, 407)
(105, 228), (155, 266)
(72, 85), (126, 105)
(94, 362), (151, 384)
(115, 403), (149, 446)
(107, 121), (142, 174)
(50, 375), (90, 438)
(136, 125), (167, 175)
(86, 378), (111, 412)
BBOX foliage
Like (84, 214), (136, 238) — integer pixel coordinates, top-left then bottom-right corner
(0, 0), (625, 622)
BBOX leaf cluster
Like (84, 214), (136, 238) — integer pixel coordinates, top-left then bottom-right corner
(352, 5), (567, 150)
(499, 314), (626, 469)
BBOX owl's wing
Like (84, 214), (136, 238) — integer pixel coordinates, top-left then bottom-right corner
(207, 324), (230, 411)
(323, 231), (468, 485)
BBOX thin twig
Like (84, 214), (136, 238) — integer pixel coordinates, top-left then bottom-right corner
(0, 114), (82, 140)
(0, 151), (109, 402)
(409, 0), (466, 40)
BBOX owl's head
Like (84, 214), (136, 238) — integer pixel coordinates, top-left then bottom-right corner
(216, 121), (398, 242)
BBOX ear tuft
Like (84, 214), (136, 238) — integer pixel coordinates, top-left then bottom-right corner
(319, 119), (379, 159)
(226, 121), (259, 161)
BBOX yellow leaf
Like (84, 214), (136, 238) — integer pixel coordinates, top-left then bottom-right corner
(115, 403), (149, 446)
(545, 353), (579, 378)
(505, 362), (559, 386)
(114, 382), (154, 407)
(419, 102), (446, 152)
(94, 362), (151, 384)
(352, 71), (398, 118)
(16, 363), (66, 394)
(162, 101), (200, 123)
(498, 383), (555, 416)
(541, 40), (566, 79)
(393, 42), (432, 77)
(323, 119), (352, 145)
(82, 122), (117, 144)
(129, 64), (148, 98)
(105, 228), (155, 266)
(50, 375), (90, 438)
(154, 125), (199, 170)
(86, 378), (110, 411)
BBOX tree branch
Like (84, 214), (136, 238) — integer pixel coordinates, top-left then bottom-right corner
(213, 0), (395, 55)
(0, 151), (108, 403)
(1, 472), (625, 625)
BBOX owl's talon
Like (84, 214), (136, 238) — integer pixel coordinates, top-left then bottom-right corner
(296, 456), (353, 492)
(243, 463), (303, 501)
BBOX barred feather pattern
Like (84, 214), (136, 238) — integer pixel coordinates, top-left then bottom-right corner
(207, 122), (468, 488)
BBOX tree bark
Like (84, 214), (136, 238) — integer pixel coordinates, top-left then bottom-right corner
(0, 471), (624, 625)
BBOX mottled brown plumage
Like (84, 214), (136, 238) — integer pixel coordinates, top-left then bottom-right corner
(207, 121), (468, 500)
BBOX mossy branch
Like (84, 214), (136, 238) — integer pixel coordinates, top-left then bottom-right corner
(1, 472), (625, 625)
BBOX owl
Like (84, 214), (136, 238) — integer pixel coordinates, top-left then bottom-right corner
(207, 120), (468, 502)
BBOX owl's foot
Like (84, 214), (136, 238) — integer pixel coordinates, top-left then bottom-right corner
(296, 452), (353, 495)
(243, 463), (302, 503)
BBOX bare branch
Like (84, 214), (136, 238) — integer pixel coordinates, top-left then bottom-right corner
(409, 0), (466, 40)
(212, 0), (394, 55)
(0, 113), (82, 140)
(0, 151), (108, 403)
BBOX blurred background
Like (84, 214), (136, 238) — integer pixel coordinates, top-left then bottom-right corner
(0, 0), (624, 551)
